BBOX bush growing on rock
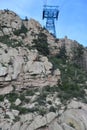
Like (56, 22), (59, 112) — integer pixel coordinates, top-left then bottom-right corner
(32, 32), (49, 56)
(0, 35), (23, 47)
(13, 23), (28, 36)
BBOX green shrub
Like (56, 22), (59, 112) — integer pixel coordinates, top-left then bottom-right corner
(32, 32), (49, 56)
(6, 92), (19, 102)
(0, 95), (4, 101)
(49, 52), (87, 103)
(0, 35), (9, 44)
(18, 107), (30, 114)
(36, 91), (47, 105)
(57, 44), (67, 62)
(10, 105), (30, 114)
(43, 85), (59, 93)
(0, 35), (23, 47)
(38, 108), (47, 116)
(49, 106), (56, 112)
(13, 24), (28, 36)
(47, 100), (52, 105)
(25, 89), (35, 96)
(10, 103), (38, 114)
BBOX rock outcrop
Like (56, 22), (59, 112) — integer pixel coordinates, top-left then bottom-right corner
(0, 9), (87, 130)
(0, 9), (22, 35)
(0, 44), (60, 93)
(0, 99), (87, 130)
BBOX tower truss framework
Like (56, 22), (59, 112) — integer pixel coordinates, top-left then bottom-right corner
(42, 5), (59, 37)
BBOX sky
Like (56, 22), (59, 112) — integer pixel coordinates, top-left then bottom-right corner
(0, 0), (87, 46)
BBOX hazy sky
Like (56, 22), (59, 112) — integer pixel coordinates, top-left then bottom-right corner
(0, 0), (87, 46)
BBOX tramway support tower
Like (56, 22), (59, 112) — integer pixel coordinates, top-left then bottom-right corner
(42, 5), (59, 37)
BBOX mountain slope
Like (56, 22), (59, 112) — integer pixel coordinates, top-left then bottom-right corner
(0, 9), (87, 130)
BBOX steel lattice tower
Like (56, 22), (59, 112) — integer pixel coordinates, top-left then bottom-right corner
(42, 5), (59, 37)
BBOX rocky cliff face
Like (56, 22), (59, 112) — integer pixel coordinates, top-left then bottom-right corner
(0, 9), (87, 130)
(0, 44), (60, 94)
(0, 10), (61, 93)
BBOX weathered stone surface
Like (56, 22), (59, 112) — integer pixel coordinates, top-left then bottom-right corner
(11, 122), (20, 130)
(67, 99), (87, 111)
(5, 74), (12, 81)
(0, 63), (8, 76)
(0, 85), (13, 95)
(20, 122), (29, 130)
(30, 95), (38, 103)
(49, 121), (63, 130)
(0, 8), (62, 90)
(15, 98), (21, 106)
(20, 113), (33, 123)
(0, 45), (60, 90)
(12, 56), (24, 80)
(0, 121), (11, 130)
(6, 111), (15, 120)
(59, 109), (87, 130)
(24, 18), (42, 31)
(26, 61), (45, 75)
(62, 123), (76, 130)
(12, 109), (19, 117)
(41, 56), (53, 74)
(54, 98), (61, 106)
(25, 112), (58, 130)
(3, 27), (11, 35)
(4, 99), (11, 109)
(0, 10), (22, 31)
(27, 115), (47, 130)
(0, 9), (87, 130)
(22, 102), (37, 109)
(46, 112), (57, 123)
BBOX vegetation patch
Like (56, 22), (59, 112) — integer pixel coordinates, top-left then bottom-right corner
(0, 35), (23, 47)
(72, 44), (84, 66)
(49, 106), (56, 112)
(6, 92), (19, 102)
(38, 107), (47, 116)
(0, 95), (4, 101)
(32, 32), (49, 56)
(13, 23), (28, 36)
(49, 45), (87, 103)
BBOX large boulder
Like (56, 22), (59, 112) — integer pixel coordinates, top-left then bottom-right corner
(0, 10), (22, 31)
(0, 45), (61, 91)
(59, 109), (87, 130)
(0, 85), (13, 95)
(49, 121), (63, 130)
(62, 123), (76, 130)
(11, 122), (21, 130)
